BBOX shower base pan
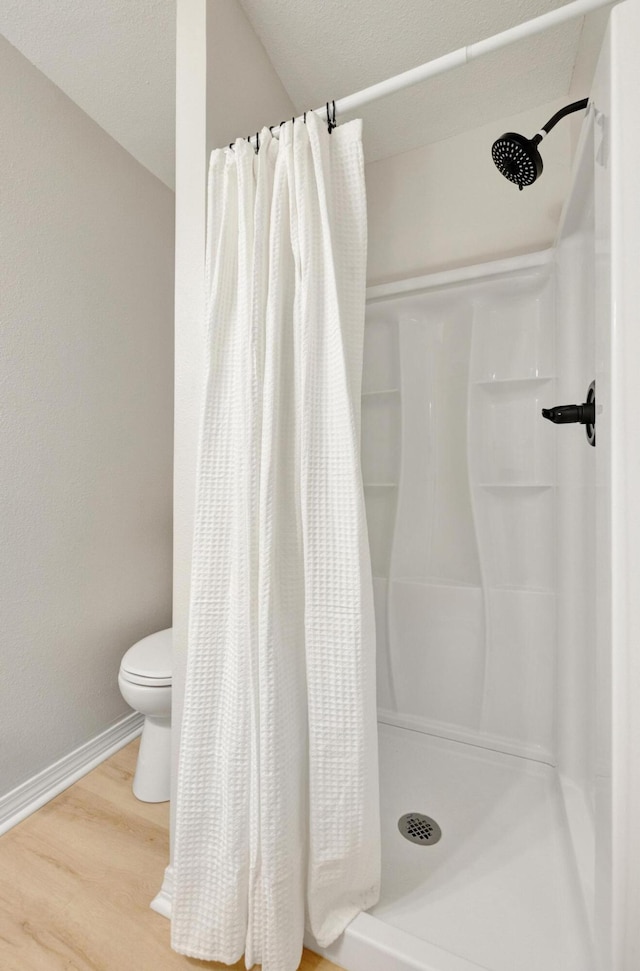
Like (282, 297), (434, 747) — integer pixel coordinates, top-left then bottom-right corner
(305, 723), (594, 971)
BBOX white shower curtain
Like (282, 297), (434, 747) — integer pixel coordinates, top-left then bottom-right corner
(172, 112), (380, 971)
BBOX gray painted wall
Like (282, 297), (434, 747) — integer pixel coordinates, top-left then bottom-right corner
(0, 35), (174, 796)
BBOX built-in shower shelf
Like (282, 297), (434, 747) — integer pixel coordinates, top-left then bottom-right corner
(478, 483), (553, 491)
(361, 388), (399, 398)
(363, 482), (398, 489)
(474, 376), (554, 389)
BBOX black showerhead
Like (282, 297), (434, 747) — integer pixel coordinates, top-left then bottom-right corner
(491, 99), (589, 190)
(491, 132), (543, 190)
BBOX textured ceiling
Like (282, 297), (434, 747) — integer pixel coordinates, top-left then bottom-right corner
(0, 0), (604, 187)
(238, 0), (594, 162)
(0, 0), (176, 187)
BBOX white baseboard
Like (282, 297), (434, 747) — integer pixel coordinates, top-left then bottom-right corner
(0, 711), (144, 836)
(151, 864), (173, 918)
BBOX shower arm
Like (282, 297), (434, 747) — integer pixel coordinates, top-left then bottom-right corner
(532, 99), (590, 144)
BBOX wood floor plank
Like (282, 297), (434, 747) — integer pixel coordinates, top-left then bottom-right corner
(0, 739), (343, 971)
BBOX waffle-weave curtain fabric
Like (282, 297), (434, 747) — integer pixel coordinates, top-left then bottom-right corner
(172, 112), (380, 971)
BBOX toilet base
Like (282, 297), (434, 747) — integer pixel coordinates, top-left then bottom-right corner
(133, 716), (171, 803)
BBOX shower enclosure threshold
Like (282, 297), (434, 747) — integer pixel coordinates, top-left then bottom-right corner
(305, 723), (594, 971)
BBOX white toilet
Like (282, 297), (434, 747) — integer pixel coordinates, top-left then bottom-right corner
(118, 628), (172, 803)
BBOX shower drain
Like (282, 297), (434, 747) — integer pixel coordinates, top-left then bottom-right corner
(398, 812), (442, 846)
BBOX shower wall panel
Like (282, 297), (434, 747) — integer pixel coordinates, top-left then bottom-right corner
(364, 255), (557, 763)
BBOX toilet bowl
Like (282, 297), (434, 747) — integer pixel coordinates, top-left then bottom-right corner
(118, 628), (172, 803)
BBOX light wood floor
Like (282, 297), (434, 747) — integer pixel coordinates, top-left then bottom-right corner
(0, 739), (343, 971)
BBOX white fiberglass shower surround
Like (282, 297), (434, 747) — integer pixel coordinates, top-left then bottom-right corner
(165, 1), (640, 971)
(313, 254), (585, 971)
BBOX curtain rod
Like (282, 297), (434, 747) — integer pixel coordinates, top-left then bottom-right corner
(245, 0), (615, 148)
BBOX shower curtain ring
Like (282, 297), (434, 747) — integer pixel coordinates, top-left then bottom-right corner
(327, 100), (336, 133)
